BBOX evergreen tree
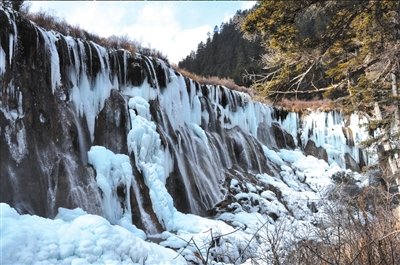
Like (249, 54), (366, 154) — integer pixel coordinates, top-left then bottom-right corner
(242, 0), (400, 180)
(179, 10), (264, 87)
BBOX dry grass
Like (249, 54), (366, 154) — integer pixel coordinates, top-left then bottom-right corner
(286, 187), (400, 265)
(274, 98), (337, 112)
(173, 66), (254, 95)
(172, 66), (341, 113)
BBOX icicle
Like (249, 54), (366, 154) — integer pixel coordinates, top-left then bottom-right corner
(0, 46), (6, 75)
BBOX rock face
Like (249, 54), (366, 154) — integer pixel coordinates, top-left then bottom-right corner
(304, 140), (328, 162)
(0, 8), (369, 229)
(271, 122), (296, 149)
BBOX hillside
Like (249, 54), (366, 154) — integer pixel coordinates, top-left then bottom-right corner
(178, 10), (264, 87)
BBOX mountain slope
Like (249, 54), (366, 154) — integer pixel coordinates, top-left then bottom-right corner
(178, 10), (263, 87)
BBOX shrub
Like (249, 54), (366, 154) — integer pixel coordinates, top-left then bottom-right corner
(251, 186), (400, 265)
(173, 66), (254, 95)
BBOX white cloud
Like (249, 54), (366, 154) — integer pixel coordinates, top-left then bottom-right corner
(27, 1), (246, 64)
(240, 1), (257, 10)
(66, 3), (129, 37)
(114, 4), (211, 63)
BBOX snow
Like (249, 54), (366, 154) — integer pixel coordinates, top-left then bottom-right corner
(122, 76), (158, 101)
(128, 96), (151, 119)
(0, 203), (186, 265)
(262, 145), (284, 166)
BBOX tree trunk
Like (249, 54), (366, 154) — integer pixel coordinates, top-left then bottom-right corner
(391, 73), (400, 187)
(391, 73), (400, 132)
(373, 101), (398, 175)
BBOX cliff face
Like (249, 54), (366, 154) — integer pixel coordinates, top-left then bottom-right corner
(0, 8), (368, 232)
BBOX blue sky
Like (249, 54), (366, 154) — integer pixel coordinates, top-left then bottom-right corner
(27, 1), (256, 63)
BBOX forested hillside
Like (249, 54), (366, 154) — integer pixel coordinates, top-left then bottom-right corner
(178, 10), (263, 86)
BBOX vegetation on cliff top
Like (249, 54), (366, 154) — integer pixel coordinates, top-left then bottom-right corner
(243, 0), (400, 174)
(242, 1), (400, 106)
(178, 10), (264, 87)
(1, 0), (169, 61)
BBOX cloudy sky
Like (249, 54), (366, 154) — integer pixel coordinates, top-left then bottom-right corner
(27, 1), (256, 64)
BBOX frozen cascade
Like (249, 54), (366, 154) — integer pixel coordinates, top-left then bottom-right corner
(130, 172), (159, 235)
(70, 109), (88, 163)
(66, 37), (118, 141)
(87, 146), (146, 239)
(37, 27), (61, 94)
(127, 96), (178, 228)
(88, 146), (131, 224)
(275, 110), (370, 167)
(0, 9), (376, 263)
(162, 127), (205, 214)
(0, 45), (6, 75)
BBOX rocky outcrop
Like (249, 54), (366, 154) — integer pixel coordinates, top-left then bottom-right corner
(271, 122), (296, 149)
(94, 90), (129, 155)
(345, 153), (361, 172)
(304, 140), (328, 162)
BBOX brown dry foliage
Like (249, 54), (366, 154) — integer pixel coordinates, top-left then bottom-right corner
(289, 188), (400, 265)
(273, 98), (337, 112)
(173, 66), (254, 95)
(255, 185), (400, 265)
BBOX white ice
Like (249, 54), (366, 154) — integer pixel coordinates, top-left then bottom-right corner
(0, 203), (186, 265)
(87, 145), (146, 239)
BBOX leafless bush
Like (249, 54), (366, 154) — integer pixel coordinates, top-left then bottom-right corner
(281, 187), (400, 265)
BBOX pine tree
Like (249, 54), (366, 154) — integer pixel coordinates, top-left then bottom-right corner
(242, 0), (400, 181)
(179, 10), (264, 87)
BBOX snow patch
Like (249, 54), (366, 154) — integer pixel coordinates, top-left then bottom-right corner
(0, 203), (186, 264)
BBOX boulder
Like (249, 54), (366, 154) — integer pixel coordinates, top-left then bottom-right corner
(345, 153), (361, 172)
(271, 122), (296, 149)
(304, 140), (328, 162)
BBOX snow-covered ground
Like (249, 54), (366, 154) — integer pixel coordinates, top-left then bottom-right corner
(0, 203), (186, 265)
(1, 147), (368, 264)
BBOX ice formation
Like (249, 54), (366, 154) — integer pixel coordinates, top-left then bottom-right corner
(0, 7), (373, 264)
(0, 203), (186, 264)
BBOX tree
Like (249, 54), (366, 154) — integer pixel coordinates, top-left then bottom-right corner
(242, 0), (400, 182)
(179, 10), (264, 86)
